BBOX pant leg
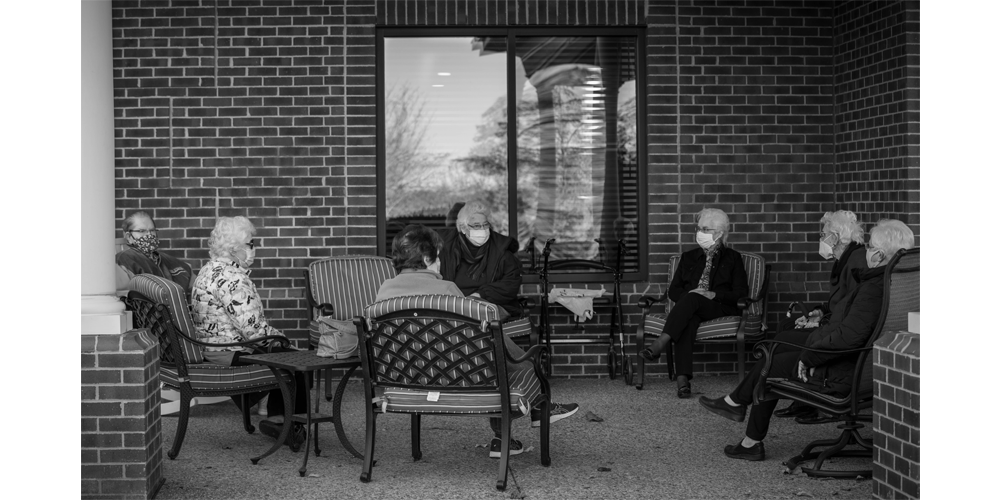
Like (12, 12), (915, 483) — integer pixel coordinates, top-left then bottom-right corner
(490, 334), (533, 438)
(233, 346), (310, 417)
(727, 351), (802, 441)
(663, 293), (737, 378)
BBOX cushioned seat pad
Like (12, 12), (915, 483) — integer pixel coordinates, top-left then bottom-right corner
(374, 363), (542, 415)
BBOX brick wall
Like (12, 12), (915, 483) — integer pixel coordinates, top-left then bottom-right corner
(112, 0), (919, 378)
(833, 0), (920, 245)
(873, 331), (919, 499)
(82, 330), (164, 500)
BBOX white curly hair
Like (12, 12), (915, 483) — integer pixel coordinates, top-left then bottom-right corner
(207, 216), (256, 260)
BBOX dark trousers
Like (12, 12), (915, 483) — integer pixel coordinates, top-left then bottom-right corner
(662, 293), (737, 378)
(232, 346), (310, 418)
(729, 346), (803, 441)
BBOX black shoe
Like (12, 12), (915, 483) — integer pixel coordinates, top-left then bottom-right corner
(724, 440), (765, 461)
(677, 384), (692, 399)
(259, 420), (306, 452)
(698, 396), (746, 423)
(795, 412), (839, 425)
(774, 403), (816, 419)
(639, 348), (657, 362)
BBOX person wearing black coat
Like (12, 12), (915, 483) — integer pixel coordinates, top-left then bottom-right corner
(698, 219), (914, 462)
(640, 208), (749, 398)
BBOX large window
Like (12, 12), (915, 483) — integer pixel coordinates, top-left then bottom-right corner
(378, 28), (645, 280)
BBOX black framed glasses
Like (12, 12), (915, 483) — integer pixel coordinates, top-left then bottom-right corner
(129, 229), (157, 235)
(467, 222), (491, 231)
(695, 226), (721, 233)
(246, 240), (256, 250)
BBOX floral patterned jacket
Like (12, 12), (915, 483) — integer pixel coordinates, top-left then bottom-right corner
(190, 257), (284, 351)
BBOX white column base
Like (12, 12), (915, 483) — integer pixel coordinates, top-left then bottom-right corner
(82, 295), (130, 335)
(160, 387), (230, 416)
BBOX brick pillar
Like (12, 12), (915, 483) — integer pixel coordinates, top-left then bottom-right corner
(872, 331), (920, 499)
(82, 330), (164, 500)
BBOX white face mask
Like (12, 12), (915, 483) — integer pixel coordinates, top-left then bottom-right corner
(866, 248), (885, 269)
(696, 231), (717, 250)
(818, 234), (839, 260)
(424, 256), (441, 274)
(467, 229), (489, 247)
(241, 247), (256, 267)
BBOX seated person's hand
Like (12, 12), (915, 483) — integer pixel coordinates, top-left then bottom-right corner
(470, 292), (482, 298)
(794, 309), (823, 329)
(796, 361), (816, 383)
(689, 288), (716, 300)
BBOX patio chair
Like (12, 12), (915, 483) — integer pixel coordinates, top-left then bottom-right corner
(125, 274), (291, 459)
(634, 252), (770, 389)
(752, 247), (918, 478)
(355, 295), (552, 491)
(304, 255), (396, 400)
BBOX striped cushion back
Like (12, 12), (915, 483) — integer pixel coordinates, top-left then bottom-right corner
(365, 295), (501, 323)
(308, 256), (396, 320)
(129, 274), (204, 364)
(665, 251), (766, 336)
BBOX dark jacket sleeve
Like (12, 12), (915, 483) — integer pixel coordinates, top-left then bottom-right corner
(711, 249), (748, 307)
(475, 250), (523, 310)
(667, 251), (694, 304)
(799, 281), (883, 367)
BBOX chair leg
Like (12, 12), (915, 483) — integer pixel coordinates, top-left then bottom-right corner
(635, 325), (646, 390)
(360, 411), (378, 483)
(325, 368), (333, 402)
(784, 423), (873, 479)
(168, 391), (193, 460)
(240, 394), (255, 434)
(737, 335), (746, 379)
(665, 341), (676, 381)
(410, 414), (422, 461)
(495, 413), (510, 491)
(539, 397), (551, 467)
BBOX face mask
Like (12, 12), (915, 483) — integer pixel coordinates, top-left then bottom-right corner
(130, 233), (159, 256)
(241, 247), (256, 268)
(468, 229), (489, 247)
(818, 234), (839, 260)
(866, 248), (885, 269)
(696, 231), (717, 250)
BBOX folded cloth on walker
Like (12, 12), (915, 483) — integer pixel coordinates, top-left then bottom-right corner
(548, 287), (607, 322)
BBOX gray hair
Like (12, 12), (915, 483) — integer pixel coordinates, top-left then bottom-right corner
(456, 201), (492, 233)
(696, 208), (730, 244)
(820, 210), (865, 244)
(121, 211), (154, 235)
(207, 216), (256, 260)
(869, 219), (915, 259)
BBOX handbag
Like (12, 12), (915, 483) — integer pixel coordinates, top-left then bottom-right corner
(314, 317), (359, 359)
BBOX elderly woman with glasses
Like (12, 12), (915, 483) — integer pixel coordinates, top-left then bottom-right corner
(439, 201), (524, 320)
(774, 210), (868, 422)
(699, 220), (914, 462)
(190, 216), (308, 450)
(639, 208), (749, 399)
(115, 211), (193, 292)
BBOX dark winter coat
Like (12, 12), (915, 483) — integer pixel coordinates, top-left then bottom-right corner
(667, 244), (749, 315)
(800, 264), (886, 395)
(439, 228), (523, 317)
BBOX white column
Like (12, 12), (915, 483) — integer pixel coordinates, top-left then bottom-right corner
(82, 0), (128, 334)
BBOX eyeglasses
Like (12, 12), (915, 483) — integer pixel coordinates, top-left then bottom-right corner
(246, 240), (256, 250)
(128, 229), (157, 235)
(695, 226), (721, 233)
(467, 222), (491, 231)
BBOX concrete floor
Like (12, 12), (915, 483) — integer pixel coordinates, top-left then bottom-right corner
(154, 376), (874, 499)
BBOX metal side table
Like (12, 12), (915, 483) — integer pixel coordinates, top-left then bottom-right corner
(242, 350), (362, 476)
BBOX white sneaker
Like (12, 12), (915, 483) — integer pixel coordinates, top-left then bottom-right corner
(531, 402), (579, 427)
(257, 395), (268, 416)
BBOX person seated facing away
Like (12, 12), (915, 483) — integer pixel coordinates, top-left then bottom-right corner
(698, 219), (914, 461)
(116, 211), (193, 293)
(376, 225), (579, 459)
(774, 210), (868, 422)
(439, 200), (524, 320)
(189, 216), (309, 450)
(639, 208), (749, 399)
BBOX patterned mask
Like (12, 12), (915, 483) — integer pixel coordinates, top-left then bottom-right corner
(130, 232), (159, 256)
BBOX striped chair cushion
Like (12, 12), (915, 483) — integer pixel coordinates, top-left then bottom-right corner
(160, 362), (286, 392)
(129, 274), (204, 364)
(365, 295), (501, 323)
(308, 256), (396, 320)
(652, 252), (767, 340)
(374, 362), (542, 415)
(501, 317), (533, 338)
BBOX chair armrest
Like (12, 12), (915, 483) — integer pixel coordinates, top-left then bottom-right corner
(637, 295), (666, 310)
(506, 344), (547, 365)
(172, 328), (291, 351)
(750, 340), (874, 405)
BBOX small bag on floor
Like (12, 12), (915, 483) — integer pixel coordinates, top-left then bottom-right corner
(314, 317), (359, 359)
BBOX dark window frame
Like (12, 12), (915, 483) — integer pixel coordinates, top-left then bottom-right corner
(376, 27), (648, 283)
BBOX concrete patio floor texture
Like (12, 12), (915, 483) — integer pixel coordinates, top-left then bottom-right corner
(156, 376), (873, 499)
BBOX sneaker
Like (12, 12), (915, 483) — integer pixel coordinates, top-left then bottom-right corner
(489, 437), (525, 459)
(257, 395), (269, 416)
(724, 439), (765, 461)
(531, 402), (580, 428)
